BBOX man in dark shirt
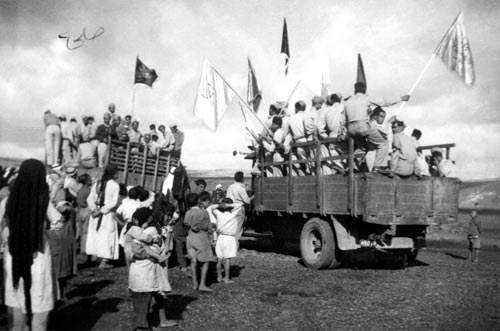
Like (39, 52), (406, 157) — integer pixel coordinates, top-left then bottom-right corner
(95, 113), (111, 168)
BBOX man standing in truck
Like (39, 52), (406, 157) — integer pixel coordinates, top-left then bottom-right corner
(344, 82), (410, 172)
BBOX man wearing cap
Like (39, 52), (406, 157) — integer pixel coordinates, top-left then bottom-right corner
(63, 166), (82, 199)
(170, 123), (184, 164)
(95, 113), (111, 168)
(44, 109), (62, 166)
(344, 82), (410, 171)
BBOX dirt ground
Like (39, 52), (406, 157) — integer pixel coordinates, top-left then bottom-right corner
(1, 233), (499, 331)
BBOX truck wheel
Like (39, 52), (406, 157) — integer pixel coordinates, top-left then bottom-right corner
(300, 218), (336, 269)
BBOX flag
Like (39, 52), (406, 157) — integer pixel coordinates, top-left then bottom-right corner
(134, 57), (158, 87)
(247, 57), (262, 112)
(434, 11), (475, 86)
(356, 53), (366, 87)
(193, 58), (236, 131)
(281, 18), (290, 76)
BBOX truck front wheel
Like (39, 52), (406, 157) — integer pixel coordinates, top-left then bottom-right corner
(300, 218), (337, 269)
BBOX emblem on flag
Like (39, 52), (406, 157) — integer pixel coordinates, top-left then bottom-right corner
(134, 57), (158, 87)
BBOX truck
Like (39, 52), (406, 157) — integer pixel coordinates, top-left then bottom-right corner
(251, 137), (460, 269)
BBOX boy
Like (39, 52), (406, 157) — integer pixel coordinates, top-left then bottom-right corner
(467, 210), (482, 262)
(208, 198), (243, 283)
(183, 193), (216, 291)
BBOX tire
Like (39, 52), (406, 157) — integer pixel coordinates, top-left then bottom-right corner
(300, 218), (337, 269)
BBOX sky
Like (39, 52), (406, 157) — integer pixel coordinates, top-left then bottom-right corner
(0, 0), (499, 179)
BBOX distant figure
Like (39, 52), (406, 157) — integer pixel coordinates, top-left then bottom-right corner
(95, 113), (111, 168)
(170, 123), (184, 164)
(467, 210), (482, 262)
(107, 103), (119, 121)
(211, 184), (225, 203)
(431, 150), (457, 177)
(44, 109), (61, 166)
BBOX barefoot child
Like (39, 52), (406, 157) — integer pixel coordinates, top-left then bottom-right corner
(183, 193), (216, 292)
(208, 198), (243, 284)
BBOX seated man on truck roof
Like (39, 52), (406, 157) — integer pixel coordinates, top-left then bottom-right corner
(389, 120), (417, 177)
(344, 82), (410, 172)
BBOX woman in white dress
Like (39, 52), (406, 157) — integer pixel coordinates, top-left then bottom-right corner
(86, 163), (120, 269)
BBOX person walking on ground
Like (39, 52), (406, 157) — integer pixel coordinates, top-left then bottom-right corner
(467, 210), (482, 262)
(0, 159), (59, 331)
(86, 163), (121, 269)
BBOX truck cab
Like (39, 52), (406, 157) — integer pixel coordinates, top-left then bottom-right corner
(252, 137), (460, 269)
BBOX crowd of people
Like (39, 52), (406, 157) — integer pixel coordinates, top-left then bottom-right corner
(0, 152), (253, 330)
(256, 82), (457, 178)
(43, 103), (185, 170)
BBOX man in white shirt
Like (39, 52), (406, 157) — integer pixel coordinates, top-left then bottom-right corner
(288, 101), (309, 175)
(431, 151), (457, 177)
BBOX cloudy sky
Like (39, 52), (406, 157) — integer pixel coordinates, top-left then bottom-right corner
(0, 0), (499, 179)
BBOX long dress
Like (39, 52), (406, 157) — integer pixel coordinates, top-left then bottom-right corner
(86, 179), (120, 260)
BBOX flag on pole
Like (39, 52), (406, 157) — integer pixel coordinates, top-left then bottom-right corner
(134, 57), (158, 87)
(193, 58), (237, 131)
(247, 58), (262, 112)
(281, 18), (290, 76)
(356, 53), (367, 87)
(434, 11), (475, 87)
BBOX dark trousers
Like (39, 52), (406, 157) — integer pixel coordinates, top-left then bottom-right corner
(130, 291), (151, 329)
(174, 236), (188, 268)
(130, 291), (166, 329)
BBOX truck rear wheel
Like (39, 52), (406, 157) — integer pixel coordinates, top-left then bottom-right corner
(300, 218), (337, 269)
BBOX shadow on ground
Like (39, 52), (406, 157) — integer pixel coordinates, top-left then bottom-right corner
(49, 297), (123, 331)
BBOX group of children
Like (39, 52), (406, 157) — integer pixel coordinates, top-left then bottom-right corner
(183, 191), (244, 291)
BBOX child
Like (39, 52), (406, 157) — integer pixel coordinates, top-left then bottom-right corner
(123, 207), (168, 265)
(183, 193), (216, 291)
(208, 198), (243, 284)
(117, 186), (143, 250)
(467, 210), (482, 262)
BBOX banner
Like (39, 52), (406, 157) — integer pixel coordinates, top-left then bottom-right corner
(281, 18), (290, 76)
(134, 57), (158, 87)
(193, 58), (236, 131)
(247, 58), (262, 112)
(434, 11), (475, 86)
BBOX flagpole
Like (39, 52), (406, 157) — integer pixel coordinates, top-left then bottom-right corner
(132, 55), (138, 118)
(210, 66), (272, 135)
(395, 53), (436, 116)
(278, 80), (301, 116)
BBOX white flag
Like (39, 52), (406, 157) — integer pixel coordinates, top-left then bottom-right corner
(434, 12), (475, 86)
(193, 58), (236, 131)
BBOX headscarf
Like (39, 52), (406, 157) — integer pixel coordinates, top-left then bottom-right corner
(6, 159), (49, 315)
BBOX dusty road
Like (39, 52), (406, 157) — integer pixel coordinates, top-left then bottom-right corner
(2, 237), (498, 331)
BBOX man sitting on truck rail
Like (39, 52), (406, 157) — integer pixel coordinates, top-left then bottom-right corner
(261, 116), (285, 177)
(389, 120), (417, 177)
(431, 150), (457, 177)
(344, 82), (410, 172)
(288, 100), (310, 176)
(365, 106), (396, 171)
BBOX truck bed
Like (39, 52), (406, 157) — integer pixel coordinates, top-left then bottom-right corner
(254, 173), (460, 225)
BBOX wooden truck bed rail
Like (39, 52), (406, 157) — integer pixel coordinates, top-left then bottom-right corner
(254, 137), (459, 225)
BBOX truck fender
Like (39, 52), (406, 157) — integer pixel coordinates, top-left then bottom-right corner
(331, 216), (361, 251)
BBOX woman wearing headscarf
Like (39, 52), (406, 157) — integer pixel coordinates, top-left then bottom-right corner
(0, 159), (60, 331)
(86, 163), (120, 269)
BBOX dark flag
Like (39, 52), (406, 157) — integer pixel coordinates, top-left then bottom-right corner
(281, 18), (290, 76)
(247, 57), (262, 112)
(356, 53), (366, 88)
(134, 57), (158, 87)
